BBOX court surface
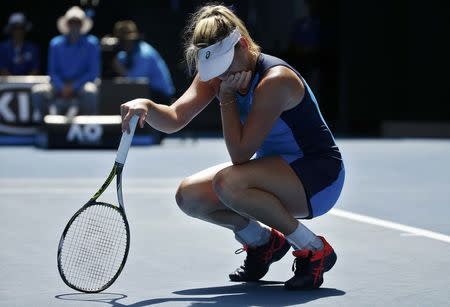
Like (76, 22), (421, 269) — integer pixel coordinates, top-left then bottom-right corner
(1, 138), (449, 306)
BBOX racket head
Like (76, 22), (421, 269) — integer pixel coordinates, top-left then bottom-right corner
(57, 201), (130, 293)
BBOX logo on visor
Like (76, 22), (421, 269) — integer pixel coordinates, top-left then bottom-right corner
(205, 51), (211, 59)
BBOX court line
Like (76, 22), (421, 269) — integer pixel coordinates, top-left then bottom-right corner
(1, 180), (448, 243)
(330, 208), (450, 244)
(0, 187), (175, 194)
(0, 178), (182, 184)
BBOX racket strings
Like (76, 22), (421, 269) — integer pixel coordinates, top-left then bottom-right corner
(59, 203), (128, 291)
(70, 206), (125, 285)
(64, 209), (119, 287)
(63, 205), (126, 289)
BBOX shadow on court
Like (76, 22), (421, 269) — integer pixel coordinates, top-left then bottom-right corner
(55, 283), (345, 306)
(173, 282), (345, 306)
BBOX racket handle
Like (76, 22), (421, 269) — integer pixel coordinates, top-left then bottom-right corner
(116, 115), (139, 165)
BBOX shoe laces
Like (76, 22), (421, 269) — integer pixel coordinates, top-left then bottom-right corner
(233, 245), (255, 270)
(234, 244), (269, 270)
(234, 233), (284, 265)
(234, 245), (248, 254)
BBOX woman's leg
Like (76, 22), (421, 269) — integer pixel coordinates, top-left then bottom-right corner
(175, 161), (292, 282)
(212, 156), (310, 235)
(212, 156), (338, 289)
(175, 162), (249, 231)
(213, 156), (326, 252)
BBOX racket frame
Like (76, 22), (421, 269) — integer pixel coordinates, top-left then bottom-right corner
(57, 161), (130, 293)
(57, 115), (138, 293)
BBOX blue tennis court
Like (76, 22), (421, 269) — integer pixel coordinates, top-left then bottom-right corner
(0, 138), (449, 306)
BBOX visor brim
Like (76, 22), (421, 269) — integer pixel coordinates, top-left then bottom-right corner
(198, 47), (235, 81)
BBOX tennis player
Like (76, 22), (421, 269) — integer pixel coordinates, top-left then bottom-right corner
(120, 4), (345, 290)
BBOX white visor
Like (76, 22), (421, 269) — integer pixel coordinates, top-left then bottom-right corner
(197, 28), (241, 81)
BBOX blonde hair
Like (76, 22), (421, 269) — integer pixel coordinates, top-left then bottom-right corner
(184, 3), (261, 76)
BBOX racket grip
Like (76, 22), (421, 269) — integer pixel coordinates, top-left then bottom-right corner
(116, 115), (139, 165)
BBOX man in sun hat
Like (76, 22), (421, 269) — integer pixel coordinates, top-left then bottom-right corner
(0, 12), (40, 75)
(111, 20), (175, 103)
(31, 6), (100, 117)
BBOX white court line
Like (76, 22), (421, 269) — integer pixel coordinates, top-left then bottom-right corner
(330, 208), (450, 244)
(1, 179), (449, 244)
(0, 178), (182, 184)
(0, 187), (175, 194)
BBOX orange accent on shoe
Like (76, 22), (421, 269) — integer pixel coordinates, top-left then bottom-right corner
(310, 236), (333, 261)
(311, 237), (333, 286)
(261, 230), (286, 264)
(312, 257), (324, 286)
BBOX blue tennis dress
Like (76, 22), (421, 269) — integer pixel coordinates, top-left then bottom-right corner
(236, 53), (345, 219)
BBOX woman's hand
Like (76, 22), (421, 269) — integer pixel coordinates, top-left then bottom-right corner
(218, 71), (252, 102)
(120, 98), (150, 133)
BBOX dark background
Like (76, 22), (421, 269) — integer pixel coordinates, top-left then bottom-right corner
(1, 0), (449, 136)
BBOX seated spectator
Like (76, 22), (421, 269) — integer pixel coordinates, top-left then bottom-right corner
(112, 20), (175, 103)
(0, 12), (40, 75)
(31, 6), (100, 117)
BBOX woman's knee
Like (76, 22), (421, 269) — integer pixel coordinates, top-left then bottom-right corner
(212, 167), (245, 206)
(175, 178), (213, 217)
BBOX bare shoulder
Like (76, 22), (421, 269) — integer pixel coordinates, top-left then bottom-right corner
(255, 66), (305, 109)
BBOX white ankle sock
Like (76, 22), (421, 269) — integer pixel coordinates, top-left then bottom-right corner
(234, 219), (271, 247)
(286, 222), (324, 251)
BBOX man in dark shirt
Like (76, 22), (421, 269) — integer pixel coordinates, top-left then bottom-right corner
(0, 13), (40, 75)
(31, 6), (100, 118)
(112, 21), (175, 103)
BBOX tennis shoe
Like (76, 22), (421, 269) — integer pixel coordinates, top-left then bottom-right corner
(285, 236), (337, 290)
(229, 229), (291, 282)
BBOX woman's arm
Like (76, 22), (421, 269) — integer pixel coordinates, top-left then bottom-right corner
(121, 74), (219, 134)
(219, 66), (305, 164)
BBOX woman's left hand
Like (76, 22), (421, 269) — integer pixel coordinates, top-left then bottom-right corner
(218, 71), (252, 102)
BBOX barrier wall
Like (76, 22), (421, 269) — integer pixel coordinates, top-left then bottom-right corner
(0, 76), (161, 147)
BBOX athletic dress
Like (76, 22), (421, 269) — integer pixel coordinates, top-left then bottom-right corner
(235, 53), (345, 219)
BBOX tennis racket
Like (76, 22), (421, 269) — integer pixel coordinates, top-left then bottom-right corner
(57, 115), (139, 293)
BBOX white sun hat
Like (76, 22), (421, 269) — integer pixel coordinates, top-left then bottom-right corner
(57, 6), (93, 35)
(197, 28), (242, 81)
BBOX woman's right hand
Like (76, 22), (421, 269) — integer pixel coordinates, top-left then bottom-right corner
(120, 98), (150, 133)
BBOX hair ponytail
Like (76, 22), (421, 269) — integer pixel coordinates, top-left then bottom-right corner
(183, 4), (260, 76)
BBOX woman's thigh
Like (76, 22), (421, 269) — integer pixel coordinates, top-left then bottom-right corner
(216, 156), (310, 218)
